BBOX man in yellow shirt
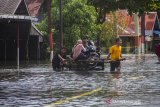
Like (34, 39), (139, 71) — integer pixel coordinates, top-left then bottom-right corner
(107, 38), (122, 72)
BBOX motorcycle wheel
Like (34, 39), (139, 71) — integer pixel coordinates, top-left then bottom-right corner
(87, 53), (100, 70)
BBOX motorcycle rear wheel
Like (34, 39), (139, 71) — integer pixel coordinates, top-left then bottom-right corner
(87, 53), (100, 70)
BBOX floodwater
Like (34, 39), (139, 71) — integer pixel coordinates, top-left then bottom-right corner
(0, 54), (160, 107)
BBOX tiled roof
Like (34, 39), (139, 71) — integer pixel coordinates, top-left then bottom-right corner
(117, 11), (158, 36)
(25, 0), (45, 16)
(143, 13), (157, 30)
(0, 0), (21, 14)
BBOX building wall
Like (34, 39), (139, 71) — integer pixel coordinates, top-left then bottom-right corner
(0, 20), (31, 61)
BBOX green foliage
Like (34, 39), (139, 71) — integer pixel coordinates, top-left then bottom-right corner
(88, 0), (160, 51)
(37, 0), (99, 53)
(88, 0), (160, 23)
(62, 0), (99, 52)
(100, 21), (115, 52)
(36, 18), (48, 36)
(36, 0), (160, 55)
(118, 0), (160, 15)
(100, 11), (128, 51)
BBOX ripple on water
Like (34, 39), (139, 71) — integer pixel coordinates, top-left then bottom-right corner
(0, 55), (160, 107)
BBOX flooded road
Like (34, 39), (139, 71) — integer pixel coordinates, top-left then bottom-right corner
(0, 55), (160, 107)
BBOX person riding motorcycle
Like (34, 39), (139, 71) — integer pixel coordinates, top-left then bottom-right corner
(82, 39), (99, 58)
(72, 39), (87, 61)
(70, 38), (102, 70)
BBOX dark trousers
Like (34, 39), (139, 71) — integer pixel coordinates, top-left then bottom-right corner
(75, 53), (87, 61)
(52, 61), (62, 71)
(110, 61), (121, 72)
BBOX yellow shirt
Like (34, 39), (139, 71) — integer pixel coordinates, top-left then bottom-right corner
(109, 45), (121, 61)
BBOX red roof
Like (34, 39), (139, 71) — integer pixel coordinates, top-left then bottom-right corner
(143, 13), (157, 30)
(26, 0), (45, 16)
(116, 11), (158, 37)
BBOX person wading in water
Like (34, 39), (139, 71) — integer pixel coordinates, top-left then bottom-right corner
(106, 38), (123, 73)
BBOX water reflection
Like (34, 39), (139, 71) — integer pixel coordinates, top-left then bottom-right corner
(0, 55), (160, 107)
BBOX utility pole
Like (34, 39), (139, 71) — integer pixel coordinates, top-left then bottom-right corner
(59, 0), (63, 49)
(48, 0), (53, 62)
(133, 13), (141, 55)
(17, 24), (19, 69)
(141, 13), (145, 54)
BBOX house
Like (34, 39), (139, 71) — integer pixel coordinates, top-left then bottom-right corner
(0, 0), (44, 64)
(118, 11), (160, 53)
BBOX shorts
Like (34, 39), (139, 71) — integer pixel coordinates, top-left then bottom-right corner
(110, 61), (121, 72)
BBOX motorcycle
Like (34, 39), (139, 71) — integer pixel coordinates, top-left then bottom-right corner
(82, 40), (101, 70)
(67, 40), (103, 71)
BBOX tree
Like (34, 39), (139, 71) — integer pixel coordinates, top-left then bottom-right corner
(88, 0), (160, 51)
(62, 0), (98, 52)
(118, 0), (160, 15)
(37, 0), (99, 53)
(88, 0), (118, 24)
(88, 0), (160, 23)
(100, 11), (129, 51)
